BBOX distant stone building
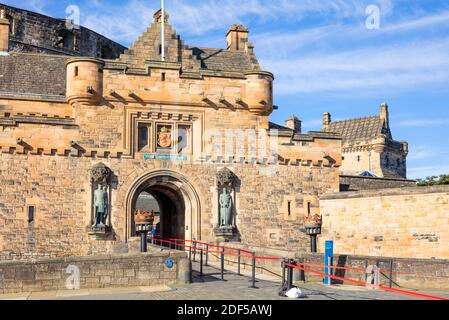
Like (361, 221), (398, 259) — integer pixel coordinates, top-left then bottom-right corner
(0, 3), (125, 58)
(322, 103), (409, 179)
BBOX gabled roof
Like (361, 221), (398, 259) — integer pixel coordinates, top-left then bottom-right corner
(118, 10), (260, 74)
(190, 47), (259, 73)
(322, 116), (388, 142)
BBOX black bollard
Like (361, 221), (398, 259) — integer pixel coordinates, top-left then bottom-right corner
(140, 231), (147, 253)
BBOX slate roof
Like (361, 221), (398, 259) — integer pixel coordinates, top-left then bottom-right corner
(191, 47), (259, 73)
(322, 116), (388, 142)
(269, 122), (292, 132)
(0, 53), (67, 96)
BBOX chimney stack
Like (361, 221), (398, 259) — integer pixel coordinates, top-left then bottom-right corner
(380, 103), (389, 129)
(226, 24), (249, 51)
(0, 9), (10, 52)
(323, 112), (331, 127)
(285, 115), (302, 133)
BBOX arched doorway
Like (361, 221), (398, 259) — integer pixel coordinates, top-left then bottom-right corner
(125, 170), (201, 242)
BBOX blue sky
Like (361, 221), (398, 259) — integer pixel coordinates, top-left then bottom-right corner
(4, 0), (449, 179)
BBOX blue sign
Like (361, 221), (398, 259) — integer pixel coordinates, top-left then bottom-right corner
(144, 154), (187, 161)
(165, 259), (174, 269)
(324, 240), (334, 285)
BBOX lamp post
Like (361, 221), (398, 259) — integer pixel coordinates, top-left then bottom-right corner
(305, 223), (322, 253)
(134, 210), (155, 253)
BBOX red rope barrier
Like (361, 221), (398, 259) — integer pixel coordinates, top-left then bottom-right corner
(285, 263), (448, 301)
(153, 237), (449, 282)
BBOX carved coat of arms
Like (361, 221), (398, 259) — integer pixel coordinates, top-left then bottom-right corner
(157, 126), (172, 148)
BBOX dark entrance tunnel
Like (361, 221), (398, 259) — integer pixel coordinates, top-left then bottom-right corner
(132, 183), (186, 241)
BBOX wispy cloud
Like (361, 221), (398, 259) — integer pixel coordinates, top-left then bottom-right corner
(398, 119), (449, 127)
(408, 145), (449, 161)
(77, 0), (393, 44)
(262, 38), (449, 94)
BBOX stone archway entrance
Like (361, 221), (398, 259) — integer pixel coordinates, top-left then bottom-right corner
(125, 170), (201, 242)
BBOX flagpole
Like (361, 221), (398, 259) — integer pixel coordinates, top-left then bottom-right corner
(161, 0), (165, 62)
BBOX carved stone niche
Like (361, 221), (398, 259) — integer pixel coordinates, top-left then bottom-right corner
(86, 163), (113, 239)
(214, 168), (237, 241)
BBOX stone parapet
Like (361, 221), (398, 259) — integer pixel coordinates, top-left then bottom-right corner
(0, 250), (190, 294)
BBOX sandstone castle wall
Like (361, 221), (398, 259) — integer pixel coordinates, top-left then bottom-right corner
(319, 185), (449, 259)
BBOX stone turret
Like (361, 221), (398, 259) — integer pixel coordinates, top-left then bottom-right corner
(244, 71), (274, 116)
(66, 57), (105, 106)
(0, 9), (9, 52)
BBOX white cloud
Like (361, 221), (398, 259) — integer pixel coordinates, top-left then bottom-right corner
(262, 38), (449, 94)
(78, 0), (393, 43)
(398, 119), (449, 127)
(408, 145), (449, 161)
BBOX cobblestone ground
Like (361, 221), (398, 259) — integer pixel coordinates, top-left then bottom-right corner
(2, 262), (447, 301)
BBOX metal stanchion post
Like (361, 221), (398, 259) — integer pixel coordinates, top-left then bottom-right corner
(193, 241), (197, 262)
(189, 245), (192, 261)
(205, 244), (209, 266)
(237, 249), (241, 276)
(200, 248), (203, 277)
(250, 252), (257, 289)
(389, 259), (394, 288)
(287, 259), (293, 290)
(281, 258), (286, 288)
(221, 247), (225, 281)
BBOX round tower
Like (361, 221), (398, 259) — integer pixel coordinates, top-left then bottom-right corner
(66, 57), (105, 106)
(245, 71), (274, 116)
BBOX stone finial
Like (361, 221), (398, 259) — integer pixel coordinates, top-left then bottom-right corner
(285, 115), (302, 133)
(380, 102), (389, 129)
(0, 9), (5, 20)
(153, 9), (169, 23)
(323, 112), (331, 126)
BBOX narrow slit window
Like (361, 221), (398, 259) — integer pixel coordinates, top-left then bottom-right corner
(287, 201), (292, 216)
(161, 72), (166, 81)
(307, 202), (311, 217)
(28, 206), (35, 223)
(74, 66), (79, 77)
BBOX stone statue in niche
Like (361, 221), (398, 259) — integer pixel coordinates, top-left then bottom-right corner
(219, 188), (233, 227)
(216, 168), (236, 230)
(93, 184), (108, 227)
(87, 163), (112, 238)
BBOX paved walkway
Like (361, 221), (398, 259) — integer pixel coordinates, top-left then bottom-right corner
(1, 262), (448, 300)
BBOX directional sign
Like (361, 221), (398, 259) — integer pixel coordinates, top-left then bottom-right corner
(324, 240), (334, 285)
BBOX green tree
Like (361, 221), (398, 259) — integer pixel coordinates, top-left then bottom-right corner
(417, 174), (449, 186)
